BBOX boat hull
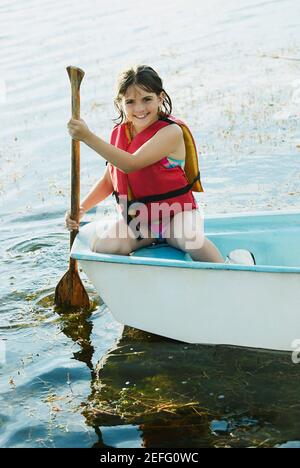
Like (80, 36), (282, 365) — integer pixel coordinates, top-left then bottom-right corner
(79, 258), (300, 351)
(71, 210), (300, 351)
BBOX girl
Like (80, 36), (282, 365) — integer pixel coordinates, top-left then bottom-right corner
(66, 65), (224, 263)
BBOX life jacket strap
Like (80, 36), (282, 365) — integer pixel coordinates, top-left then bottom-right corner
(112, 171), (199, 208)
(112, 190), (144, 241)
(127, 171), (200, 207)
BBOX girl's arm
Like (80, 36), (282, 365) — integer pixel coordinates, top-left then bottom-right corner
(68, 119), (183, 174)
(80, 165), (113, 212)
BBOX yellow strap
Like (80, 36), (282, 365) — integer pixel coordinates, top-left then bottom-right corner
(180, 124), (203, 193)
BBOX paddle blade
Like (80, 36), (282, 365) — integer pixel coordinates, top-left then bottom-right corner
(55, 269), (90, 310)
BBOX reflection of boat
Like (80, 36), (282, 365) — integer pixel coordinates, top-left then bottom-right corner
(86, 327), (300, 448)
(71, 210), (300, 351)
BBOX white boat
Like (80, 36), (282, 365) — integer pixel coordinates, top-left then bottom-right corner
(71, 210), (300, 351)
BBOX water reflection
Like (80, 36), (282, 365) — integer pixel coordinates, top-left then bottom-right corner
(76, 326), (300, 448)
(54, 305), (113, 448)
(57, 309), (95, 373)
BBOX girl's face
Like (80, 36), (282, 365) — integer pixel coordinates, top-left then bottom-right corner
(122, 85), (164, 132)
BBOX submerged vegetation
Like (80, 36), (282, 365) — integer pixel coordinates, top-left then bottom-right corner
(82, 327), (300, 448)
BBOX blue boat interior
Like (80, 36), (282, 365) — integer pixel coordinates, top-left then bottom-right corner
(73, 211), (300, 271)
(130, 211), (300, 267)
(203, 211), (300, 268)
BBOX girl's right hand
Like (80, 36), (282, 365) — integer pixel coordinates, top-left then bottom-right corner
(65, 207), (85, 231)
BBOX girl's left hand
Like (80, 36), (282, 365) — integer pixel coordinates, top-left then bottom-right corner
(67, 118), (91, 142)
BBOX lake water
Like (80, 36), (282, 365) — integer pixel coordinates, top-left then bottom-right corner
(1, 0), (300, 448)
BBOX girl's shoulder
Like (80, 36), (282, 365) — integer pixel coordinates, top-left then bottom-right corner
(157, 121), (183, 139)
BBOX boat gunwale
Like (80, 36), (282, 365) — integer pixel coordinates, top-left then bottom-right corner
(72, 209), (300, 274)
(71, 251), (300, 274)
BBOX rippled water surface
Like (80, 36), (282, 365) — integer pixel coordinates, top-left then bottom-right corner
(1, 0), (300, 448)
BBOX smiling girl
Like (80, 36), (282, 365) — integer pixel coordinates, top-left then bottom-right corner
(66, 65), (224, 262)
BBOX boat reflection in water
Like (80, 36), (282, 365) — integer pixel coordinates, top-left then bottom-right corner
(59, 311), (300, 448)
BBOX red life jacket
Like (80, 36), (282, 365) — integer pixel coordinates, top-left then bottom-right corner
(108, 116), (202, 230)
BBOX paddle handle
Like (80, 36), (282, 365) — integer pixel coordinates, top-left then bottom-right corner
(66, 66), (85, 250)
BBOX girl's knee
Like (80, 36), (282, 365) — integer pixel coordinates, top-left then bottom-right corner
(90, 236), (131, 255)
(90, 218), (133, 255)
(171, 210), (205, 250)
(178, 233), (205, 251)
(89, 218), (154, 256)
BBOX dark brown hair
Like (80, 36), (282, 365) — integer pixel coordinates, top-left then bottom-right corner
(113, 65), (172, 124)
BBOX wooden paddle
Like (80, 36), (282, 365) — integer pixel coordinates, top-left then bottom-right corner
(54, 66), (90, 309)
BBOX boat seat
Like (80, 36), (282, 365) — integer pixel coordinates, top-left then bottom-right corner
(131, 243), (193, 262)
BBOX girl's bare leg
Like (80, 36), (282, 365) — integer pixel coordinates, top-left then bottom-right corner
(90, 218), (155, 255)
(166, 210), (224, 263)
(187, 237), (224, 262)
